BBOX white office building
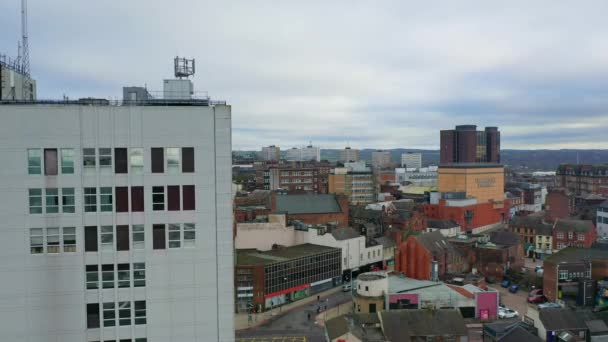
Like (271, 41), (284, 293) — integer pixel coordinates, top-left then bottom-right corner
(339, 147), (360, 163)
(285, 145), (321, 162)
(371, 151), (391, 169)
(401, 152), (422, 169)
(0, 93), (234, 341)
(261, 145), (281, 161)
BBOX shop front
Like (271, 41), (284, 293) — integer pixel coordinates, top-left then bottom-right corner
(264, 284), (310, 311)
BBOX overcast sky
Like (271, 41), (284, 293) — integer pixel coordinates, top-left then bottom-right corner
(2, 1), (608, 150)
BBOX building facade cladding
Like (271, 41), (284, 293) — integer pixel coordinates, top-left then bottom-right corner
(0, 63), (37, 100)
(437, 166), (505, 203)
(0, 103), (234, 341)
(401, 153), (422, 169)
(261, 145), (280, 161)
(556, 164), (608, 195)
(339, 147), (360, 162)
(329, 172), (375, 205)
(422, 200), (508, 232)
(440, 125), (500, 164)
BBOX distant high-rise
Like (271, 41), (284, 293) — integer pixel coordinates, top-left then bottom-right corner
(371, 150), (391, 169)
(440, 125), (500, 164)
(286, 145), (321, 162)
(339, 146), (360, 163)
(261, 145), (281, 161)
(401, 152), (422, 169)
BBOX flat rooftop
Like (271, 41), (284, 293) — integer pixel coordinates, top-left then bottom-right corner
(545, 247), (608, 264)
(0, 97), (226, 107)
(236, 243), (340, 266)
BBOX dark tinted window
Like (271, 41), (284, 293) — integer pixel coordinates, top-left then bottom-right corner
(151, 148), (164, 173)
(183, 185), (195, 211)
(87, 303), (100, 328)
(182, 147), (194, 173)
(115, 187), (129, 212)
(114, 148), (128, 174)
(153, 224), (166, 250)
(116, 225), (129, 251)
(85, 226), (98, 252)
(44, 149), (58, 175)
(131, 186), (144, 212)
(167, 186), (180, 211)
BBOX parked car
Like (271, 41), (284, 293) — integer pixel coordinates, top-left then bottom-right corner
(498, 308), (519, 319)
(342, 283), (352, 292)
(538, 302), (562, 310)
(508, 284), (519, 293)
(501, 279), (510, 288)
(528, 293), (547, 304)
(535, 266), (544, 276)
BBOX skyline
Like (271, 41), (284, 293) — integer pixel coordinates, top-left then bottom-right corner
(2, 1), (608, 150)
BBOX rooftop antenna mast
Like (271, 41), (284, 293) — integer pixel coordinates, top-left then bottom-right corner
(21, 0), (29, 76)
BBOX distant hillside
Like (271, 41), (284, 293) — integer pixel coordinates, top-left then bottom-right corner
(234, 149), (608, 171)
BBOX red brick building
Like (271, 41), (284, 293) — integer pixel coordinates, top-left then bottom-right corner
(395, 231), (468, 280)
(545, 188), (574, 222)
(552, 219), (596, 250)
(271, 193), (350, 227)
(255, 161), (332, 193)
(422, 199), (509, 233)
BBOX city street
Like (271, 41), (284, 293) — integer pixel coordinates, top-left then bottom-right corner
(236, 289), (352, 342)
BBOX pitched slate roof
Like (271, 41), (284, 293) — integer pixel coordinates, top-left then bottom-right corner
(510, 215), (552, 233)
(545, 247), (608, 264)
(489, 230), (521, 246)
(374, 236), (396, 248)
(553, 219), (594, 233)
(275, 194), (341, 214)
(380, 309), (467, 340)
(416, 231), (459, 257)
(499, 326), (542, 342)
(599, 200), (608, 209)
(539, 308), (588, 331)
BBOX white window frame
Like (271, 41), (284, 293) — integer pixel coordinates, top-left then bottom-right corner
(118, 301), (131, 326)
(568, 232), (573, 239)
(29, 188), (43, 214)
(27, 149), (42, 175)
(130, 148), (144, 174)
(45, 188), (59, 214)
(183, 223), (195, 248)
(29, 228), (44, 254)
(559, 269), (569, 280)
(60, 148), (75, 174)
(100, 225), (114, 251)
(578, 233), (585, 241)
(166, 147), (180, 173)
(134, 301), (146, 325)
(98, 148), (112, 168)
(62, 227), (76, 252)
(152, 186), (165, 211)
(103, 302), (116, 327)
(133, 262), (145, 287)
(168, 223), (181, 248)
(132, 225), (145, 249)
(100, 187), (113, 212)
(46, 227), (60, 254)
(84, 187), (97, 212)
(117, 264), (130, 288)
(86, 265), (99, 289)
(61, 187), (75, 213)
(83, 148), (96, 168)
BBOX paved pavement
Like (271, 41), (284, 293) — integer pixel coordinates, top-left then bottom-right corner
(237, 338), (307, 342)
(491, 285), (529, 318)
(236, 287), (352, 342)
